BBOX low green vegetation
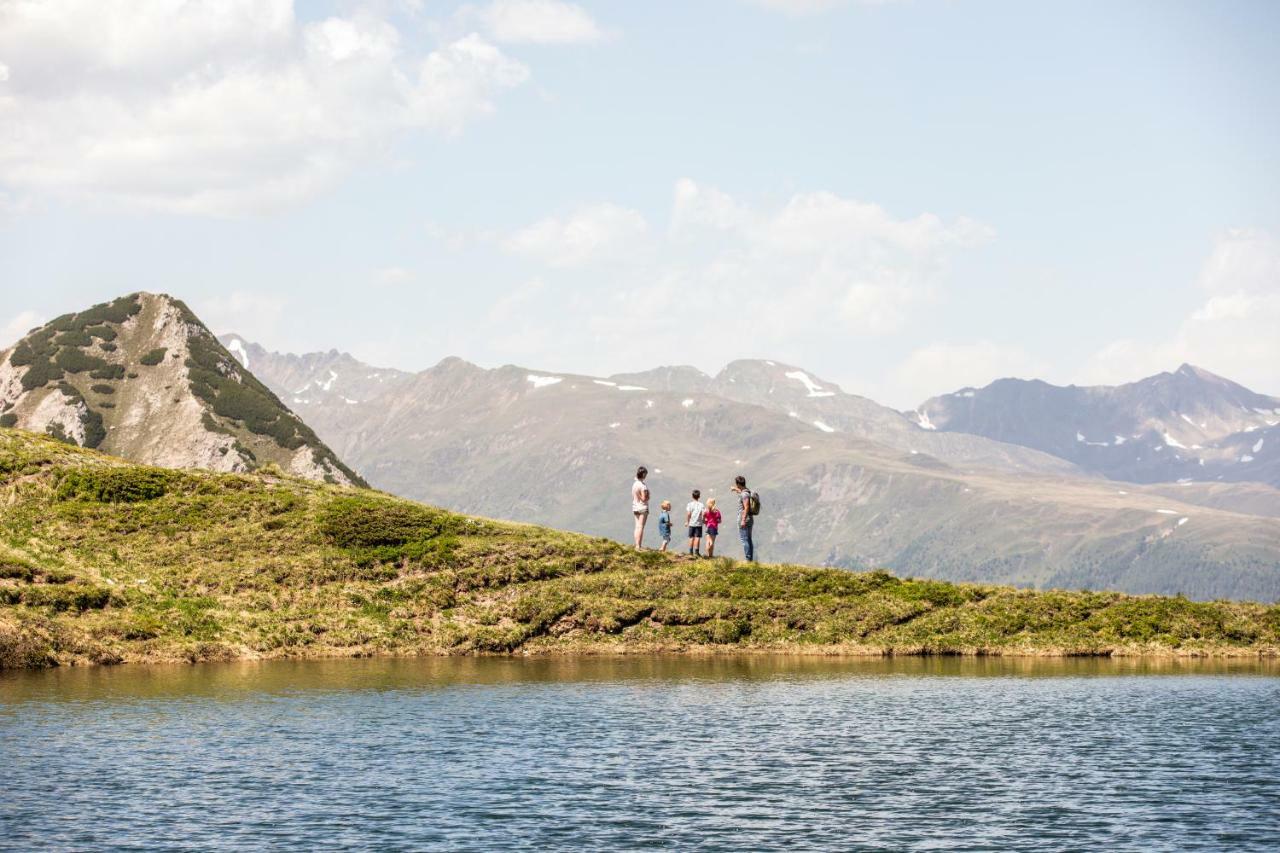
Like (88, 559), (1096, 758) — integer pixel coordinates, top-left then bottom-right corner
(1, 428), (1276, 669)
(138, 347), (167, 366)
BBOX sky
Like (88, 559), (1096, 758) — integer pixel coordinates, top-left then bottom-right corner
(1, 0), (1278, 408)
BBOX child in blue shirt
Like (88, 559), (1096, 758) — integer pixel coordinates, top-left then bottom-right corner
(657, 501), (672, 552)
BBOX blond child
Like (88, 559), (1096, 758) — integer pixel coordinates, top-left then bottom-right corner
(703, 497), (723, 557)
(657, 501), (673, 551)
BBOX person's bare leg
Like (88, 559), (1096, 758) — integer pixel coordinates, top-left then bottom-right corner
(706, 536), (715, 558)
(659, 539), (667, 552)
(634, 513), (646, 550)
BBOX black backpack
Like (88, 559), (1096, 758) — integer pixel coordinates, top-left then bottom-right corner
(748, 490), (761, 517)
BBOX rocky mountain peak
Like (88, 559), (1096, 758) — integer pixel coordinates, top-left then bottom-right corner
(2, 293), (364, 486)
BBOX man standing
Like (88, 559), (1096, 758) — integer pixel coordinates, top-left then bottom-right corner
(632, 466), (650, 550)
(732, 475), (755, 562)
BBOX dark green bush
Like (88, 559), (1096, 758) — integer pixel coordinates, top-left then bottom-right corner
(90, 364), (125, 380)
(18, 582), (111, 613)
(0, 559), (35, 581)
(12, 328), (65, 390)
(85, 324), (117, 341)
(320, 497), (466, 548)
(75, 295), (141, 326)
(54, 329), (92, 348)
(91, 384), (115, 395)
(139, 348), (167, 366)
(54, 348), (110, 375)
(0, 414), (16, 428)
(99, 342), (118, 352)
(55, 467), (179, 503)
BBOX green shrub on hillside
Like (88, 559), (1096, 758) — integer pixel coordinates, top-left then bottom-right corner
(139, 348), (167, 366)
(12, 582), (111, 613)
(0, 414), (16, 428)
(91, 384), (115, 395)
(55, 466), (179, 503)
(54, 329), (93, 348)
(320, 496), (469, 548)
(89, 364), (125, 380)
(12, 331), (63, 390)
(85, 324), (117, 341)
(75, 295), (141, 327)
(44, 423), (73, 445)
(54, 348), (111, 375)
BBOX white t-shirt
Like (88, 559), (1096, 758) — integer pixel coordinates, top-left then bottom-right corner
(632, 479), (649, 513)
(686, 500), (705, 526)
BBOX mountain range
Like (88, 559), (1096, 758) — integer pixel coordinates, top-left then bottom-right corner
(916, 365), (1280, 489)
(220, 331), (1280, 601)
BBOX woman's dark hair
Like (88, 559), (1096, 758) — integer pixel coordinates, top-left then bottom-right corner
(636, 466), (648, 480)
(692, 489), (700, 499)
(734, 475), (747, 489)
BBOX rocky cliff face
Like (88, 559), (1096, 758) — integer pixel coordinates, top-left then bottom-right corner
(0, 293), (364, 486)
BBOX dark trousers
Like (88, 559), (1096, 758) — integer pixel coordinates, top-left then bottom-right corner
(739, 523), (754, 562)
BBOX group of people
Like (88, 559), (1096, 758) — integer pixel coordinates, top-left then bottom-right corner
(630, 466), (757, 562)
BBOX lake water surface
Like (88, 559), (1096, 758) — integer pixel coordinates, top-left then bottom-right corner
(2, 655), (1278, 851)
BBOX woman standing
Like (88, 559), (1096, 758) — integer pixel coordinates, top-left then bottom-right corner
(631, 466), (650, 550)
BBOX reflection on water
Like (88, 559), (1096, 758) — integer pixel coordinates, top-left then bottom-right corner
(2, 655), (1278, 851)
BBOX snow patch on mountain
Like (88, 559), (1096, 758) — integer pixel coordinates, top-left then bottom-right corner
(527, 374), (562, 388)
(784, 370), (835, 398)
(227, 338), (250, 368)
(813, 420), (835, 433)
(915, 410), (936, 430)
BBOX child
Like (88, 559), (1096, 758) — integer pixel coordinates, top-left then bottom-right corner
(703, 497), (722, 557)
(657, 501), (672, 552)
(686, 489), (705, 556)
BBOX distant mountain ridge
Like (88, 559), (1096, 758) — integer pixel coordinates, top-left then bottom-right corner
(916, 364), (1280, 488)
(0, 294), (363, 486)
(221, 334), (1280, 600)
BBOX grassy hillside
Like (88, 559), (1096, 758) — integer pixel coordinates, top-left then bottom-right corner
(1, 428), (1277, 669)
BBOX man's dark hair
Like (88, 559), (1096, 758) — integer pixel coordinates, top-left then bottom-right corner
(636, 466), (648, 480)
(734, 475), (746, 489)
(692, 489), (700, 500)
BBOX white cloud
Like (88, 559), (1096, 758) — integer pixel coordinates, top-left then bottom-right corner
(504, 202), (648, 268)
(1083, 229), (1280, 395)
(664, 178), (992, 337)
(889, 341), (1050, 408)
(472, 0), (605, 44)
(0, 1), (529, 215)
(0, 309), (44, 350)
(493, 179), (991, 378)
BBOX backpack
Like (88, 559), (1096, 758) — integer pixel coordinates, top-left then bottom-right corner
(748, 490), (761, 517)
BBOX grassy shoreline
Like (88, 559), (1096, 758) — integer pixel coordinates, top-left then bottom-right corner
(2, 428), (1278, 669)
